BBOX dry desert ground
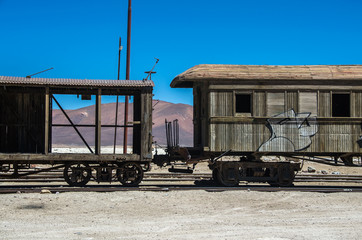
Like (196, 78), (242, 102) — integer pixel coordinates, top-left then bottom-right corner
(0, 160), (361, 240)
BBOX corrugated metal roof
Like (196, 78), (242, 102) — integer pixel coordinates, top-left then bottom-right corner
(171, 64), (362, 88)
(0, 76), (154, 87)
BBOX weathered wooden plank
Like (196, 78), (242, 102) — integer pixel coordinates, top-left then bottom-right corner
(267, 92), (285, 116)
(95, 89), (101, 155)
(318, 92), (331, 117)
(140, 91), (153, 160)
(209, 119), (362, 154)
(209, 91), (233, 117)
(253, 91), (265, 117)
(286, 91), (298, 111)
(209, 85), (362, 91)
(44, 88), (49, 154)
(351, 92), (362, 117)
(299, 92), (317, 116)
(172, 65), (362, 88)
(0, 153), (141, 162)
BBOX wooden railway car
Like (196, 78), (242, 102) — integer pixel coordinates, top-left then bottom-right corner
(0, 76), (153, 186)
(170, 65), (362, 186)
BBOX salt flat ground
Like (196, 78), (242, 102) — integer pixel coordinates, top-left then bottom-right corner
(0, 190), (362, 240)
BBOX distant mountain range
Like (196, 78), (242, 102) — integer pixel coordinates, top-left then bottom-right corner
(52, 100), (193, 147)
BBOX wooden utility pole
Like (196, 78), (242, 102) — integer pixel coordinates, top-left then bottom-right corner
(124, 0), (132, 154)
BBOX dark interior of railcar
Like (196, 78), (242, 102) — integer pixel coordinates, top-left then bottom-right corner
(0, 87), (45, 153)
(0, 86), (143, 155)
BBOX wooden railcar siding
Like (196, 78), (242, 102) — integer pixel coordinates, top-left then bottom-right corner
(0, 90), (45, 153)
(209, 121), (361, 153)
(253, 92), (266, 117)
(318, 92), (331, 117)
(193, 83), (209, 148)
(172, 64), (362, 156)
(286, 91), (298, 112)
(267, 92), (285, 116)
(353, 122), (362, 152)
(351, 92), (362, 117)
(210, 123), (253, 152)
(318, 123), (354, 153)
(209, 91), (233, 117)
(207, 88), (362, 154)
(299, 92), (318, 116)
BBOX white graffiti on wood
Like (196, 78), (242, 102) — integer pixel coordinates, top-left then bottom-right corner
(258, 109), (318, 152)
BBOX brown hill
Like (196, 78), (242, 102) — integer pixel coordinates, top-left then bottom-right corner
(52, 100), (193, 147)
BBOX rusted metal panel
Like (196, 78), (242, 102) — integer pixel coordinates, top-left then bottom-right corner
(0, 76), (154, 88)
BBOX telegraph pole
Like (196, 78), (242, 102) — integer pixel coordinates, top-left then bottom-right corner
(123, 0), (132, 154)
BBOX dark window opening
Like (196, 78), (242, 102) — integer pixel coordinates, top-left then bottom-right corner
(236, 94), (251, 113)
(332, 93), (350, 117)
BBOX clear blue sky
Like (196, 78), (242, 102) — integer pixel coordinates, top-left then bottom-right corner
(1, 0), (362, 108)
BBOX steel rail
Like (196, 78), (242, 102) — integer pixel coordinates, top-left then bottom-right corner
(5, 169), (362, 178)
(0, 185), (362, 194)
(1, 173), (362, 184)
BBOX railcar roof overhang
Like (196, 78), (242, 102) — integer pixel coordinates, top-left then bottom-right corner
(170, 64), (362, 88)
(0, 76), (154, 89)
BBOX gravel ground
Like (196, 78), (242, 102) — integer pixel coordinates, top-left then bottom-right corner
(1, 161), (362, 240)
(1, 190), (362, 240)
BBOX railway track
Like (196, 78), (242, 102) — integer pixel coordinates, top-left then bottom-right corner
(0, 184), (361, 194)
(0, 172), (362, 194)
(1, 172), (362, 183)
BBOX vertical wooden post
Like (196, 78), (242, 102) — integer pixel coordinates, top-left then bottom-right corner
(329, 90), (333, 117)
(95, 89), (102, 155)
(140, 90), (153, 160)
(44, 87), (49, 154)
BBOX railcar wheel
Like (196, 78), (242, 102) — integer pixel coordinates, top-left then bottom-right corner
(212, 168), (221, 185)
(341, 156), (354, 166)
(117, 162), (144, 186)
(216, 167), (239, 187)
(64, 163), (91, 187)
(142, 162), (151, 172)
(276, 164), (294, 187)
